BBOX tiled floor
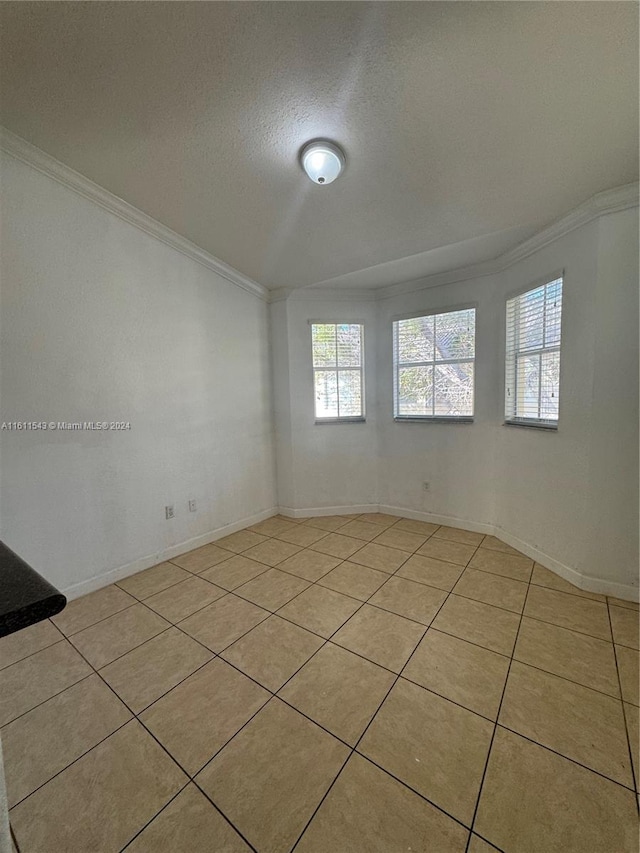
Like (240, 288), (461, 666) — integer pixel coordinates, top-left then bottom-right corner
(1, 513), (639, 852)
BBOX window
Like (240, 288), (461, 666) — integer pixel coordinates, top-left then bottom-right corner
(311, 323), (364, 421)
(505, 275), (563, 427)
(393, 308), (476, 420)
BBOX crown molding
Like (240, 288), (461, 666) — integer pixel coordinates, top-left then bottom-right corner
(376, 181), (639, 300)
(0, 127), (269, 302)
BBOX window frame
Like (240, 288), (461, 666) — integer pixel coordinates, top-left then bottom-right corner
(309, 320), (366, 424)
(503, 271), (564, 431)
(392, 303), (477, 423)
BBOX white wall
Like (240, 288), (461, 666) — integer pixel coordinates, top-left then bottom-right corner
(273, 208), (639, 597)
(0, 152), (277, 597)
(271, 294), (379, 512)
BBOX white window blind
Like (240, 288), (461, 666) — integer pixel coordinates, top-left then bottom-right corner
(505, 276), (563, 427)
(311, 323), (364, 420)
(393, 308), (475, 419)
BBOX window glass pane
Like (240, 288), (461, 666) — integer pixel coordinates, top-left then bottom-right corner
(434, 363), (474, 416)
(312, 324), (336, 367)
(337, 370), (362, 417)
(540, 350), (560, 420)
(434, 309), (475, 360)
(398, 366), (433, 416)
(544, 279), (562, 347)
(517, 286), (544, 352)
(336, 324), (361, 367)
(516, 353), (540, 419)
(314, 370), (338, 418)
(398, 316), (434, 363)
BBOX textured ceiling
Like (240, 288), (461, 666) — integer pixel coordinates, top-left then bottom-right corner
(0, 2), (637, 290)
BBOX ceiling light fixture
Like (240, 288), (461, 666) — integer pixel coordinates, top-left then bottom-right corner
(300, 140), (345, 185)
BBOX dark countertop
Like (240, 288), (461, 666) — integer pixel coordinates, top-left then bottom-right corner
(0, 541), (66, 638)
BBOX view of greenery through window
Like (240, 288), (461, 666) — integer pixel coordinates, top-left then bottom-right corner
(312, 323), (363, 419)
(506, 278), (562, 424)
(393, 309), (476, 417)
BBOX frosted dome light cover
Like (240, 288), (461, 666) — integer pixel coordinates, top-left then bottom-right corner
(300, 140), (345, 185)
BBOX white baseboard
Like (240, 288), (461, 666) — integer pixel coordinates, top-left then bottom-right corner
(62, 506), (278, 600)
(282, 502), (639, 603)
(278, 503), (379, 519)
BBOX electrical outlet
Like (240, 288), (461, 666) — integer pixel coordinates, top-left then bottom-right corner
(188, 499), (197, 513)
(422, 481), (430, 492)
(165, 505), (175, 520)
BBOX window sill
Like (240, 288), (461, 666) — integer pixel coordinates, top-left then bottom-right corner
(315, 418), (366, 425)
(504, 419), (558, 431)
(394, 417), (474, 424)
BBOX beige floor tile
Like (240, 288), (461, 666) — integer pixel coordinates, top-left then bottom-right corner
(200, 554), (270, 590)
(117, 563), (191, 601)
(469, 549), (533, 583)
(277, 549), (342, 582)
(433, 526), (484, 547)
(417, 538), (476, 566)
(371, 527), (428, 553)
(302, 515), (351, 531)
(624, 702), (639, 790)
(514, 616), (620, 697)
(453, 568), (528, 614)
(296, 753), (468, 853)
(431, 595), (520, 656)
(480, 536), (523, 556)
(394, 518), (439, 536)
(215, 529), (268, 553)
(100, 627), (212, 713)
(531, 563), (605, 601)
(2, 674), (131, 807)
(279, 644), (394, 745)
(126, 784), (252, 853)
(309, 532), (364, 559)
(474, 727), (638, 853)
(610, 605), (639, 649)
(249, 516), (299, 537)
(608, 596), (639, 612)
(220, 615), (323, 691)
(332, 605), (425, 672)
(404, 629), (509, 720)
(144, 576), (226, 623)
(10, 721), (187, 853)
(524, 586), (611, 640)
(468, 836), (500, 853)
(359, 678), (493, 825)
(0, 619), (62, 670)
(196, 699), (349, 853)
(337, 519), (384, 541)
(0, 641), (91, 726)
(318, 561), (389, 600)
(68, 604), (170, 669)
(141, 659), (269, 775)
(234, 568), (309, 610)
(499, 661), (633, 787)
(369, 576), (447, 625)
(52, 584), (135, 635)
(170, 542), (233, 573)
(348, 542), (408, 573)
(397, 553), (463, 592)
(242, 538), (302, 566)
(277, 585), (361, 638)
(178, 594), (270, 652)
(358, 513), (398, 527)
(616, 644), (639, 706)
(274, 524), (330, 547)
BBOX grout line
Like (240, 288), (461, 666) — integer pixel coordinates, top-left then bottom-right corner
(117, 781), (193, 852)
(464, 576), (532, 851)
(606, 599), (640, 813)
(0, 666), (96, 729)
